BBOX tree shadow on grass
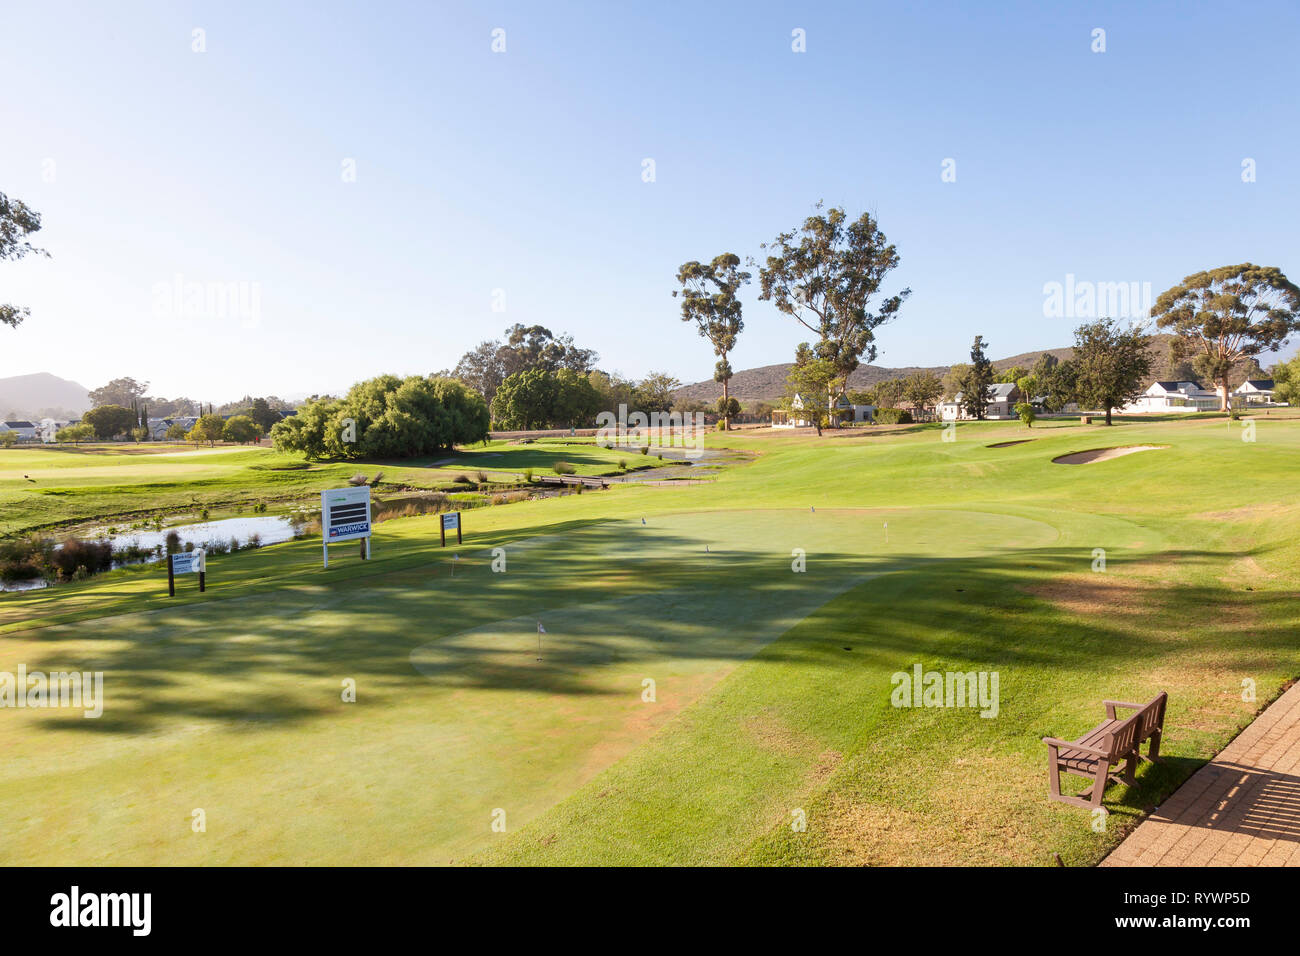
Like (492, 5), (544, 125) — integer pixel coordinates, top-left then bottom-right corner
(24, 512), (1299, 748)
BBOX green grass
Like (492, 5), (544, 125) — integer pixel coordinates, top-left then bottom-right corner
(1, 414), (1296, 865)
(0, 439), (649, 537)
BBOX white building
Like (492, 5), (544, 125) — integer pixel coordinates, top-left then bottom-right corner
(1235, 379), (1277, 405)
(1119, 381), (1221, 413)
(939, 383), (1021, 421)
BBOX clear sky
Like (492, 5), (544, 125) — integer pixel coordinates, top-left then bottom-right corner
(2, 0), (1297, 402)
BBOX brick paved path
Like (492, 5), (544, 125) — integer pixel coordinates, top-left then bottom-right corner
(1101, 681), (1300, 867)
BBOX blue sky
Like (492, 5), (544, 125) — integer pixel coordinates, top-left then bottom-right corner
(2, 0), (1297, 402)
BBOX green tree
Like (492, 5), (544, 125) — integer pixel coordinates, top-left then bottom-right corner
(783, 343), (838, 436)
(272, 375), (488, 460)
(222, 415), (260, 444)
(674, 254), (750, 429)
(491, 368), (557, 430)
(248, 398), (279, 433)
(56, 423), (94, 443)
(491, 368), (599, 429)
(1015, 402), (1036, 428)
(188, 413), (226, 445)
(942, 363), (970, 401)
(871, 378), (907, 409)
(165, 423), (189, 441)
(903, 372), (943, 415)
(758, 203), (910, 420)
(960, 336), (995, 420)
(1, 191), (50, 329)
(1030, 352), (1077, 412)
(1152, 264), (1300, 411)
(1070, 319), (1153, 425)
(83, 404), (137, 440)
(88, 377), (150, 408)
(632, 372), (681, 415)
(995, 365), (1028, 384)
(1270, 354), (1300, 405)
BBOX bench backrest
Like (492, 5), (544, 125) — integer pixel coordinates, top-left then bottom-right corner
(1135, 692), (1168, 741)
(1101, 713), (1141, 760)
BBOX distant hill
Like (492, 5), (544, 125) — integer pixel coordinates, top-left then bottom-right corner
(671, 334), (1265, 405)
(0, 372), (91, 420)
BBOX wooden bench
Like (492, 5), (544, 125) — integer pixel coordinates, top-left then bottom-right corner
(1043, 693), (1167, 808)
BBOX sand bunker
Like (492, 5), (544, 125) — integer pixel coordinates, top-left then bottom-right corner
(1052, 445), (1165, 465)
(987, 439), (1033, 448)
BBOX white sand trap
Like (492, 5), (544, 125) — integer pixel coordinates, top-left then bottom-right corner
(1052, 445), (1165, 465)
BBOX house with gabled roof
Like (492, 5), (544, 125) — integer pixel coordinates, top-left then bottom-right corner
(938, 383), (1021, 421)
(1119, 380), (1220, 413)
(1234, 379), (1277, 405)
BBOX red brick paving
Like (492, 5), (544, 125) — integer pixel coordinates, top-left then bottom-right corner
(1101, 680), (1300, 867)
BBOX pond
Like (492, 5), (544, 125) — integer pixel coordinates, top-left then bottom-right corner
(0, 514), (306, 592)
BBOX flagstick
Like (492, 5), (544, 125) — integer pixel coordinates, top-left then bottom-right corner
(537, 622), (543, 661)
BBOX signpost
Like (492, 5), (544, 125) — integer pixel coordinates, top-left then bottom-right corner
(440, 511), (462, 547)
(168, 549), (206, 596)
(321, 486), (372, 568)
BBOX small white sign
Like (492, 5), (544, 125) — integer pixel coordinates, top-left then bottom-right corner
(171, 550), (205, 574)
(441, 512), (460, 531)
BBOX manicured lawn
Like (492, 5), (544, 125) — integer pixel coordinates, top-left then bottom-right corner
(1, 413), (1296, 865)
(0, 439), (650, 537)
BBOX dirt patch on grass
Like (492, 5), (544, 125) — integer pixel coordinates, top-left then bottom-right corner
(987, 439), (1033, 448)
(742, 711), (822, 757)
(1052, 445), (1166, 465)
(1022, 570), (1171, 619)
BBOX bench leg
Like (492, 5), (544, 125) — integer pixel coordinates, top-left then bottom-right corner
(1088, 762), (1110, 808)
(1120, 751), (1137, 786)
(1148, 729), (1162, 763)
(1047, 748), (1062, 801)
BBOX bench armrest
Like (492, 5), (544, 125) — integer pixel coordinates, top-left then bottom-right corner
(1103, 700), (1146, 711)
(1043, 737), (1109, 758)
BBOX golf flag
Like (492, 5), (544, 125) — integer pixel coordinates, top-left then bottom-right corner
(641, 517), (646, 525)
(537, 623), (546, 634)
(536, 622), (546, 661)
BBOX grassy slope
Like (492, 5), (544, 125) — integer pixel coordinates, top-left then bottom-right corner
(1, 415), (1297, 865)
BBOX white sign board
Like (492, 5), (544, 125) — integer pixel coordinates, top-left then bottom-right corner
(171, 550), (205, 574)
(441, 512), (459, 532)
(322, 486), (372, 543)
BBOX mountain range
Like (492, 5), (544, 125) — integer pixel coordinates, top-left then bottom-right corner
(669, 336), (1263, 405)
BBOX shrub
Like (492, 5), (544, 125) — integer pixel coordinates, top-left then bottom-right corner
(553, 460), (576, 475)
(873, 408), (913, 425)
(522, 468), (534, 483)
(640, 446), (649, 455)
(53, 538), (113, 579)
(475, 470), (488, 483)
(453, 473), (472, 484)
(618, 459), (628, 470)
(348, 474), (368, 486)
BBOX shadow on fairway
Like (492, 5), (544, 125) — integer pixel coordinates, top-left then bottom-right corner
(30, 510), (1298, 740)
